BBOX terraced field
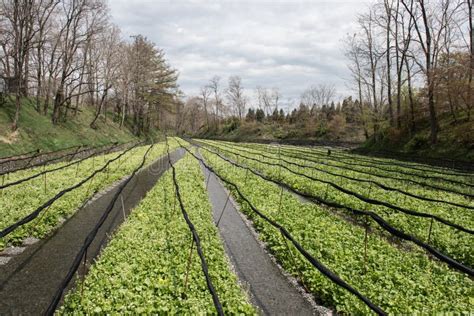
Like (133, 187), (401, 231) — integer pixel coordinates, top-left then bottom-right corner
(0, 138), (472, 315)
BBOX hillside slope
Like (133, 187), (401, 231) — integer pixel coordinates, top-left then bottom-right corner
(0, 97), (137, 157)
(358, 112), (474, 163)
(200, 120), (365, 144)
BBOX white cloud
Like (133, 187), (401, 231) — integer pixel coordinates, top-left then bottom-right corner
(109, 0), (372, 107)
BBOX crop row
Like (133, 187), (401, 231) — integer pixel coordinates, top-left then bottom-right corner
(0, 140), (180, 250)
(202, 140), (473, 215)
(235, 140), (474, 181)
(205, 140), (473, 206)
(198, 145), (473, 314)
(198, 140), (473, 267)
(217, 140), (474, 195)
(60, 153), (255, 314)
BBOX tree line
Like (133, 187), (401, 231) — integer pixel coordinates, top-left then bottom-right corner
(345, 0), (472, 144)
(178, 0), (472, 146)
(0, 0), (178, 136)
(175, 76), (360, 140)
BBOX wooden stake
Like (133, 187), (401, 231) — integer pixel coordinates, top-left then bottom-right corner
(105, 164), (109, 181)
(277, 186), (284, 213)
(121, 195), (126, 221)
(364, 220), (369, 274)
(30, 204), (52, 231)
(86, 177), (94, 196)
(205, 171), (211, 189)
(80, 249), (88, 301)
(216, 192), (231, 227)
(427, 218), (434, 243)
(173, 186), (177, 214)
(280, 231), (309, 292)
(243, 168), (249, 186)
(366, 182), (373, 198)
(75, 161), (80, 177)
(278, 145), (282, 181)
(43, 165), (47, 194)
(324, 183), (330, 200)
(183, 238), (195, 297)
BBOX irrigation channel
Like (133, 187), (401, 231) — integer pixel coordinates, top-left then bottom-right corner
(0, 148), (184, 314)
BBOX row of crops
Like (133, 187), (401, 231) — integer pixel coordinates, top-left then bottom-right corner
(191, 139), (472, 314)
(60, 152), (255, 314)
(1, 137), (472, 314)
(0, 138), (256, 315)
(0, 140), (180, 250)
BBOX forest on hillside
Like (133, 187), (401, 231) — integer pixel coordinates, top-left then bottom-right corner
(0, 0), (472, 157)
(0, 0), (179, 136)
(176, 0), (472, 153)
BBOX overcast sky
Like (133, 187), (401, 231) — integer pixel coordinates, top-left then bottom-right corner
(110, 0), (372, 108)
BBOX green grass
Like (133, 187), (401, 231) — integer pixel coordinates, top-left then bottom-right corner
(0, 96), (138, 157)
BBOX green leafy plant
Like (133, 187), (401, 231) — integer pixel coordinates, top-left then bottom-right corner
(0, 140), (180, 250)
(200, 142), (473, 314)
(60, 154), (255, 314)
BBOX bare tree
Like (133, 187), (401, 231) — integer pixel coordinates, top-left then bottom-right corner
(32, 0), (60, 113)
(358, 8), (384, 135)
(226, 75), (246, 120)
(400, 0), (447, 144)
(90, 24), (121, 128)
(208, 75), (222, 126)
(300, 83), (336, 113)
(257, 86), (280, 116)
(463, 0), (472, 120)
(1, 0), (36, 130)
(51, 0), (108, 124)
(392, 0), (414, 128)
(0, 0), (180, 136)
(344, 33), (369, 139)
(382, 0), (395, 126)
(200, 85), (211, 129)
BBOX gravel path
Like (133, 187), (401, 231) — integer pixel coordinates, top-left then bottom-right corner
(0, 148), (184, 315)
(198, 151), (331, 316)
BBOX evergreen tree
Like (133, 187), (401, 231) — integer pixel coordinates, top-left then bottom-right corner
(256, 108), (265, 122)
(246, 108), (256, 121)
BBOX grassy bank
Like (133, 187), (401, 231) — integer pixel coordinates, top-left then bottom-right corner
(0, 97), (138, 157)
(359, 112), (473, 163)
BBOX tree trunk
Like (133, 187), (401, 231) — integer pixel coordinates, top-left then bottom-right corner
(11, 93), (21, 131)
(405, 58), (415, 135)
(421, 2), (438, 144)
(52, 88), (63, 124)
(427, 74), (438, 144)
(385, 1), (394, 126)
(43, 77), (51, 115)
(35, 35), (43, 113)
(90, 88), (109, 128)
(468, 0), (473, 121)
(357, 74), (369, 139)
(447, 90), (457, 123)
